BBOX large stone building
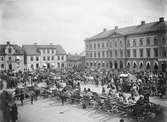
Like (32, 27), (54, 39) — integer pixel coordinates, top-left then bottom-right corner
(23, 43), (66, 70)
(0, 42), (24, 71)
(85, 17), (167, 72)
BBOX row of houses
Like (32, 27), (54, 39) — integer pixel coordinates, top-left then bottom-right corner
(0, 42), (66, 71)
(84, 17), (167, 72)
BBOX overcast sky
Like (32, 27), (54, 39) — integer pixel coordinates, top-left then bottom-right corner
(0, 0), (166, 54)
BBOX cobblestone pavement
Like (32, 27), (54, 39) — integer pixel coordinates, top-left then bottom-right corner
(16, 84), (166, 122)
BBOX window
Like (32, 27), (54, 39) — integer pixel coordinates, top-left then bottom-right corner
(162, 36), (166, 44)
(86, 45), (89, 49)
(139, 49), (143, 57)
(139, 38), (143, 46)
(102, 43), (105, 48)
(98, 52), (100, 58)
(110, 42), (112, 48)
(61, 63), (64, 67)
(52, 50), (54, 53)
(8, 48), (12, 53)
(90, 52), (93, 58)
(30, 56), (33, 61)
(115, 50), (117, 57)
(154, 48), (158, 57)
(1, 57), (4, 61)
(102, 62), (105, 67)
(47, 49), (49, 53)
(120, 50), (123, 57)
(58, 56), (60, 60)
(61, 56), (64, 60)
(120, 40), (122, 47)
(36, 57), (39, 61)
(146, 37), (150, 46)
(43, 56), (46, 61)
(133, 39), (136, 47)
(90, 62), (93, 66)
(115, 41), (117, 47)
(98, 43), (100, 48)
(43, 49), (45, 53)
(146, 48), (151, 57)
(89, 44), (92, 49)
(36, 63), (39, 68)
(162, 47), (166, 57)
(31, 64), (34, 69)
(57, 63), (60, 68)
(8, 57), (12, 61)
(52, 56), (54, 60)
(133, 49), (136, 57)
(106, 51), (109, 58)
(106, 42), (109, 48)
(94, 62), (96, 66)
(1, 64), (4, 68)
(127, 50), (130, 57)
(110, 50), (112, 57)
(139, 63), (143, 69)
(127, 40), (130, 47)
(154, 37), (158, 45)
(94, 52), (96, 58)
(94, 43), (96, 49)
(102, 51), (105, 58)
(47, 56), (50, 61)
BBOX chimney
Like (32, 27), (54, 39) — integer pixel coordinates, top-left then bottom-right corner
(7, 41), (10, 45)
(159, 17), (164, 22)
(49, 43), (53, 45)
(103, 28), (107, 32)
(33, 42), (37, 45)
(115, 26), (118, 30)
(141, 21), (145, 25)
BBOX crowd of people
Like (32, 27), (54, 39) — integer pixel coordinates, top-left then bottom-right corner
(0, 68), (167, 122)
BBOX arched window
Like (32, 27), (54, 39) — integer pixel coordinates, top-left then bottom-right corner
(127, 62), (130, 68)
(139, 62), (143, 69)
(146, 62), (150, 70)
(133, 62), (137, 68)
(154, 63), (158, 70)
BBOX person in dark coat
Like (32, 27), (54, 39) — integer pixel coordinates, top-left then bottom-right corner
(20, 90), (24, 106)
(11, 103), (18, 122)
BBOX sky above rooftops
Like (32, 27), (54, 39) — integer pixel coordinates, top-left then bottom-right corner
(0, 0), (166, 53)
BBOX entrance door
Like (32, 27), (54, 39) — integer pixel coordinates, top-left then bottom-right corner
(162, 62), (166, 72)
(114, 61), (117, 69)
(9, 64), (12, 70)
(47, 63), (50, 69)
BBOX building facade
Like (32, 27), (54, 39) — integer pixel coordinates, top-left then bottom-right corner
(23, 44), (66, 70)
(85, 17), (167, 72)
(0, 42), (24, 71)
(67, 54), (85, 69)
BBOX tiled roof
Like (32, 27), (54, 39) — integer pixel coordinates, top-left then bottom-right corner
(22, 45), (40, 56)
(22, 44), (66, 56)
(87, 20), (167, 40)
(0, 44), (24, 55)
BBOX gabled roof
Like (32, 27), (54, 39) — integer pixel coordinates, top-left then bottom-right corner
(87, 20), (167, 40)
(0, 44), (24, 55)
(22, 44), (66, 56)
